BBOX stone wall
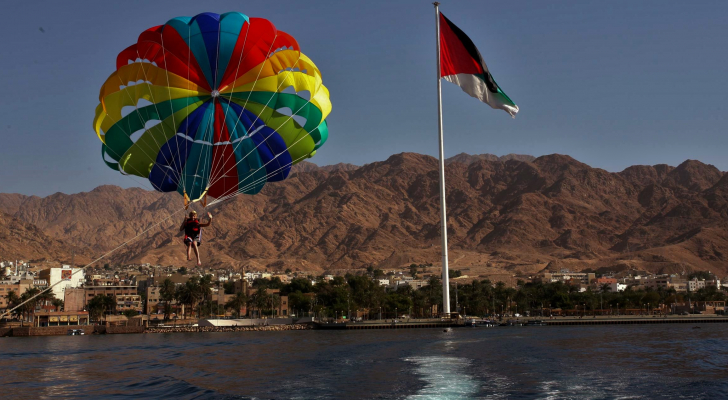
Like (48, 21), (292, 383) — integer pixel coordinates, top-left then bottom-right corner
(0, 327), (12, 337)
(105, 325), (144, 334)
(11, 326), (94, 336)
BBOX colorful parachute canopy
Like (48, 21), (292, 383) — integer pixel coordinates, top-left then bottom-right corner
(93, 12), (331, 202)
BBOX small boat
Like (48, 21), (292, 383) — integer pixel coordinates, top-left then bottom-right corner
(465, 319), (477, 327)
(67, 329), (85, 336)
(525, 320), (547, 326)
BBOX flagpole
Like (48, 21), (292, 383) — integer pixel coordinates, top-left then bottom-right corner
(434, 1), (450, 317)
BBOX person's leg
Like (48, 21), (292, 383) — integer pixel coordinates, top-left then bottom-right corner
(186, 241), (192, 261)
(192, 241), (201, 265)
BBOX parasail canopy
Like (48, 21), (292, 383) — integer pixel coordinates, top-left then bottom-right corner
(93, 12), (331, 203)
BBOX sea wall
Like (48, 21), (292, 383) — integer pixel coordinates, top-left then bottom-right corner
(11, 326), (95, 336)
(4, 325), (144, 336)
(106, 325), (145, 334)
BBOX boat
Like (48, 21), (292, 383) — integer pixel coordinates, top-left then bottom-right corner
(465, 319), (477, 327)
(525, 320), (547, 326)
(67, 329), (85, 336)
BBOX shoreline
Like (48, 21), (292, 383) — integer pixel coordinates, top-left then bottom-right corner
(3, 315), (727, 337)
(145, 324), (313, 334)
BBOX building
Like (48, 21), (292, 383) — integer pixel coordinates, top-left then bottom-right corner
(114, 294), (143, 314)
(39, 266), (85, 301)
(672, 301), (725, 315)
(146, 286), (162, 315)
(33, 310), (90, 327)
(608, 282), (628, 292)
(687, 279), (721, 292)
(0, 280), (33, 310)
(84, 285), (138, 305)
(64, 288), (87, 312)
(540, 271), (596, 285)
(644, 277), (671, 290)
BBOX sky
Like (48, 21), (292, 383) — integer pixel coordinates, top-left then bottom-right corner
(1, 0), (727, 197)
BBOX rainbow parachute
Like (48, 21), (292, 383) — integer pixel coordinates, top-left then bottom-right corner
(93, 12), (331, 203)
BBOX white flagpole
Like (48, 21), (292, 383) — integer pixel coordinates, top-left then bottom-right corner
(434, 2), (450, 316)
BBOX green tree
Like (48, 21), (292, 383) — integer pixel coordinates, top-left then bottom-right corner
(250, 288), (270, 318)
(175, 276), (202, 318)
(281, 278), (314, 295)
(225, 292), (248, 318)
(87, 294), (116, 322)
(51, 299), (64, 312)
(4, 290), (20, 318)
(409, 264), (418, 279)
(123, 309), (139, 318)
(159, 278), (176, 320)
(288, 291), (312, 315)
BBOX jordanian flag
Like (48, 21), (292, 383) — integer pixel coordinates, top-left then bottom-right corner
(439, 13), (519, 117)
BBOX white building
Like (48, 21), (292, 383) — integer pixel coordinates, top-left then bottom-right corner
(609, 282), (628, 292)
(39, 266), (85, 301)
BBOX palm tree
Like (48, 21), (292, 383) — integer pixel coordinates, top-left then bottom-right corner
(4, 290), (20, 318)
(51, 299), (64, 312)
(38, 290), (56, 309)
(19, 288), (41, 324)
(225, 292), (248, 318)
(160, 278), (176, 320)
(88, 294), (117, 323)
(252, 288), (270, 318)
(175, 277), (202, 319)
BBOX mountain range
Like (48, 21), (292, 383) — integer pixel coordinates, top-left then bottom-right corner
(2, 152), (728, 279)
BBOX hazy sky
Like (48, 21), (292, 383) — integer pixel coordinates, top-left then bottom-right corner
(1, 0), (727, 196)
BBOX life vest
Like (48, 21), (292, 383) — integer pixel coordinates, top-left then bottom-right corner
(184, 218), (201, 238)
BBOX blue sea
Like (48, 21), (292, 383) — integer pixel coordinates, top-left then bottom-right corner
(1, 324), (726, 399)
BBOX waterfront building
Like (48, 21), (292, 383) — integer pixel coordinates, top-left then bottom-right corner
(0, 280), (33, 310)
(146, 286), (162, 314)
(84, 285), (138, 303)
(33, 310), (90, 327)
(39, 266), (85, 301)
(114, 294), (143, 314)
(671, 301), (725, 315)
(64, 288), (86, 312)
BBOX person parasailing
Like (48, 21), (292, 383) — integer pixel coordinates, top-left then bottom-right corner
(180, 210), (212, 265)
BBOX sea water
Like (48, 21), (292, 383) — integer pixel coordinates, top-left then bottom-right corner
(0, 324), (726, 399)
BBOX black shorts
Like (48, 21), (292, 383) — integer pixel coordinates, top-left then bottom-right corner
(184, 236), (201, 246)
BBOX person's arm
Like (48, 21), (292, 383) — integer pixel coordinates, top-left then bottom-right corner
(200, 212), (213, 227)
(180, 219), (187, 232)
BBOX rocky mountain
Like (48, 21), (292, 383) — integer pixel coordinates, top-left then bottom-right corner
(446, 153), (536, 165)
(2, 154), (728, 278)
(0, 211), (90, 264)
